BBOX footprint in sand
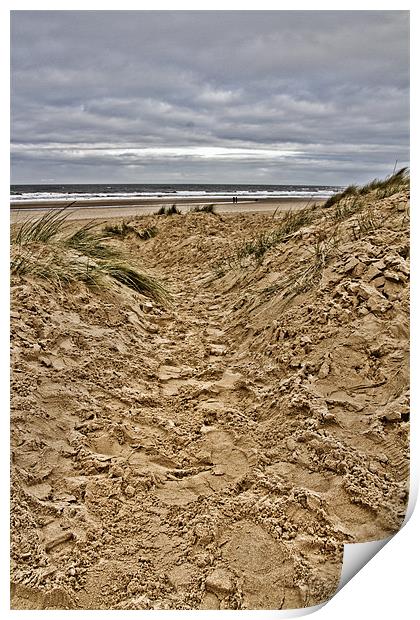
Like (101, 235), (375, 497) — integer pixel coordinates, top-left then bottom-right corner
(157, 364), (205, 395)
(154, 429), (251, 506)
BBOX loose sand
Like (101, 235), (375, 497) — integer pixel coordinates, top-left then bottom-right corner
(10, 189), (409, 609)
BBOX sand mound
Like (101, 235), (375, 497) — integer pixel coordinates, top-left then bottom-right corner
(10, 187), (409, 609)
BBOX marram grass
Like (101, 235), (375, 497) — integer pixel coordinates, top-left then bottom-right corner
(191, 204), (216, 214)
(103, 221), (158, 240)
(154, 204), (181, 216)
(324, 167), (410, 208)
(11, 208), (168, 303)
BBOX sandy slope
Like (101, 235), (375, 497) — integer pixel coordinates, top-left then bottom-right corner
(10, 190), (409, 609)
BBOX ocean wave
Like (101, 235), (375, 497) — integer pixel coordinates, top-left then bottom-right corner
(11, 188), (340, 203)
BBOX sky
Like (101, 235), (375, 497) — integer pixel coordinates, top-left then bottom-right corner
(10, 10), (409, 186)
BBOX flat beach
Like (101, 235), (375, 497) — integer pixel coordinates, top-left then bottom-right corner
(10, 196), (323, 222)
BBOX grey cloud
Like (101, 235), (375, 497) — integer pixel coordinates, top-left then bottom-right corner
(11, 10), (409, 184)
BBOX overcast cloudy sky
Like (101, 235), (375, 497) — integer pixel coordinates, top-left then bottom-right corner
(11, 10), (409, 185)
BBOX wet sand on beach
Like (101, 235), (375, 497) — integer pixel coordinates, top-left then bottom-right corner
(10, 197), (322, 222)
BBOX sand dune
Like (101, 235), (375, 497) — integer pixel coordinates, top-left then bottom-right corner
(10, 182), (409, 609)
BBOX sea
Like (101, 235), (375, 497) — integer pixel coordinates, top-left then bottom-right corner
(11, 183), (343, 206)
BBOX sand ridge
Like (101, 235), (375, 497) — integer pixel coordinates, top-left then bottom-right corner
(10, 189), (409, 609)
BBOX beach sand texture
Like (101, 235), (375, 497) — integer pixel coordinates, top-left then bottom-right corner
(10, 197), (322, 221)
(10, 186), (409, 609)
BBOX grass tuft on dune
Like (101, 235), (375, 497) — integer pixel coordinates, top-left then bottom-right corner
(219, 202), (320, 269)
(154, 204), (181, 216)
(191, 204), (216, 214)
(11, 208), (167, 303)
(103, 221), (158, 240)
(324, 167), (410, 208)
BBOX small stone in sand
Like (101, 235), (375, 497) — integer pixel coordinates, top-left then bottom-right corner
(205, 568), (234, 596)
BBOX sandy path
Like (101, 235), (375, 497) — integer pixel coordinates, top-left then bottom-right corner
(11, 194), (409, 610)
(12, 213), (338, 610)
